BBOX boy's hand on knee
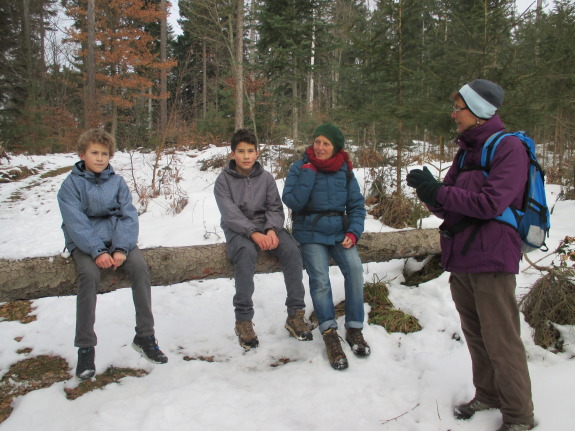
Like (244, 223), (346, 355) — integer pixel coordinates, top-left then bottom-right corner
(266, 230), (279, 250)
(251, 232), (272, 251)
(112, 251), (127, 270)
(95, 253), (115, 269)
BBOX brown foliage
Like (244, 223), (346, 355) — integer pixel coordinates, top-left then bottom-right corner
(0, 300), (37, 323)
(520, 268), (575, 352)
(0, 355), (71, 424)
(364, 279), (422, 333)
(64, 367), (149, 400)
(368, 192), (429, 229)
(402, 255), (444, 287)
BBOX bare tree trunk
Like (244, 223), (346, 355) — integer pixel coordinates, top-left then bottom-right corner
(202, 41), (208, 118)
(159, 0), (168, 133)
(0, 230), (440, 301)
(234, 0), (244, 130)
(85, 0), (96, 128)
(395, 0), (404, 195)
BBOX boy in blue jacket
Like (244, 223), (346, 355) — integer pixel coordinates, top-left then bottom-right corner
(58, 129), (167, 381)
(214, 129), (312, 350)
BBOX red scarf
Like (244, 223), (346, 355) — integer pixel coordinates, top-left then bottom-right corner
(305, 146), (353, 172)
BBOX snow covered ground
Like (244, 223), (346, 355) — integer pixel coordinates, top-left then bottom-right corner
(0, 147), (573, 431)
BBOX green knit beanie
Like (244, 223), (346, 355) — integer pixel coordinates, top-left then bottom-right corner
(313, 123), (345, 151)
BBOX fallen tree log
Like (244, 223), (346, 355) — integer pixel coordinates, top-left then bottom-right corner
(0, 229), (440, 301)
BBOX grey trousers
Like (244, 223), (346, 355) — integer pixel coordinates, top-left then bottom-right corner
(72, 247), (155, 347)
(450, 272), (534, 425)
(227, 229), (306, 321)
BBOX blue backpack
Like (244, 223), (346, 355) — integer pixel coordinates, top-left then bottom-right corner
(457, 131), (551, 254)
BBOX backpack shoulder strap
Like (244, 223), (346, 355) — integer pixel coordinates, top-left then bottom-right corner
(458, 131), (507, 173)
(481, 131), (509, 172)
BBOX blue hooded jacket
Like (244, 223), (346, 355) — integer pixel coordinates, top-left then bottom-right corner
(57, 161), (139, 259)
(282, 152), (365, 245)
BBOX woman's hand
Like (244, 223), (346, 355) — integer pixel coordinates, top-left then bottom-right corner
(342, 234), (356, 249)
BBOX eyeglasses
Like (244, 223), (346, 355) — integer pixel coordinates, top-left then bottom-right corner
(452, 105), (469, 113)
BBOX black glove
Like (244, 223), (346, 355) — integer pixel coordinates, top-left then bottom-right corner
(407, 166), (436, 188)
(407, 166), (442, 206)
(416, 181), (442, 206)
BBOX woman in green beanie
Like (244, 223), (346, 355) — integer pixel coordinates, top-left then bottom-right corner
(282, 123), (370, 370)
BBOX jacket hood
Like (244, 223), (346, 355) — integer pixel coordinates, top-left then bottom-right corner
(223, 160), (264, 178)
(72, 160), (115, 182)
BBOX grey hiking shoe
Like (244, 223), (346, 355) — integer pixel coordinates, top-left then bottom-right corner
(322, 328), (348, 370)
(235, 320), (259, 350)
(454, 398), (499, 420)
(345, 328), (371, 357)
(76, 347), (96, 381)
(496, 423), (535, 431)
(285, 309), (313, 341)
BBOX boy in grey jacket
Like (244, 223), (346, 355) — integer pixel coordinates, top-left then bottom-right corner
(214, 129), (312, 350)
(58, 129), (167, 380)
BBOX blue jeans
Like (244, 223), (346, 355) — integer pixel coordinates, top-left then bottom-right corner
(300, 243), (365, 334)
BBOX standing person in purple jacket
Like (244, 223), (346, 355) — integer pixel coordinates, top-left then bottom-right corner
(407, 79), (535, 431)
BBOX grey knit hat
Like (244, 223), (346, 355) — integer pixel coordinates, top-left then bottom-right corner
(458, 79), (504, 119)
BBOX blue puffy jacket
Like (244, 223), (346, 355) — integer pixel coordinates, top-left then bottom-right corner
(57, 161), (139, 259)
(282, 154), (366, 245)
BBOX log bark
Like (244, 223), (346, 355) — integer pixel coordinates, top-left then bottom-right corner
(0, 229), (440, 301)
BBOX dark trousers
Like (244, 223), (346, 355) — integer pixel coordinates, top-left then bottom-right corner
(227, 229), (306, 321)
(450, 272), (534, 425)
(72, 247), (155, 347)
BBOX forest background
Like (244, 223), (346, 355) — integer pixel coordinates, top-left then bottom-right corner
(1, 0), (574, 195)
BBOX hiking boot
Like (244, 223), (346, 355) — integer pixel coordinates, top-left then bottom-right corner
(496, 423), (535, 431)
(235, 320), (259, 350)
(497, 422), (535, 431)
(76, 347), (96, 381)
(345, 328), (371, 357)
(285, 309), (313, 341)
(132, 335), (168, 364)
(322, 328), (348, 370)
(454, 398), (499, 420)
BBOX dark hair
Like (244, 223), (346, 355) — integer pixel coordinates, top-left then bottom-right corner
(231, 129), (257, 152)
(77, 128), (116, 158)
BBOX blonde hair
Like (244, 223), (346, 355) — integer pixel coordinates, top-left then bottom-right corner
(77, 129), (116, 158)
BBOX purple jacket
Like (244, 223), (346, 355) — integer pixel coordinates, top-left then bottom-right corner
(430, 115), (528, 274)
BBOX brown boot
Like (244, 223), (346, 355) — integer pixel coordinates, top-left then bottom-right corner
(345, 328), (371, 357)
(235, 320), (259, 350)
(285, 309), (313, 341)
(322, 328), (348, 370)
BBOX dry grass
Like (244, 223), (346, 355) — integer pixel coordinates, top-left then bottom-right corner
(39, 166), (72, 179)
(0, 300), (37, 323)
(368, 191), (429, 229)
(64, 367), (149, 400)
(364, 279), (422, 333)
(520, 267), (575, 352)
(402, 255), (444, 287)
(0, 355), (71, 424)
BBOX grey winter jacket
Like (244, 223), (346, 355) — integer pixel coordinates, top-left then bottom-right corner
(57, 161), (139, 259)
(214, 161), (285, 243)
